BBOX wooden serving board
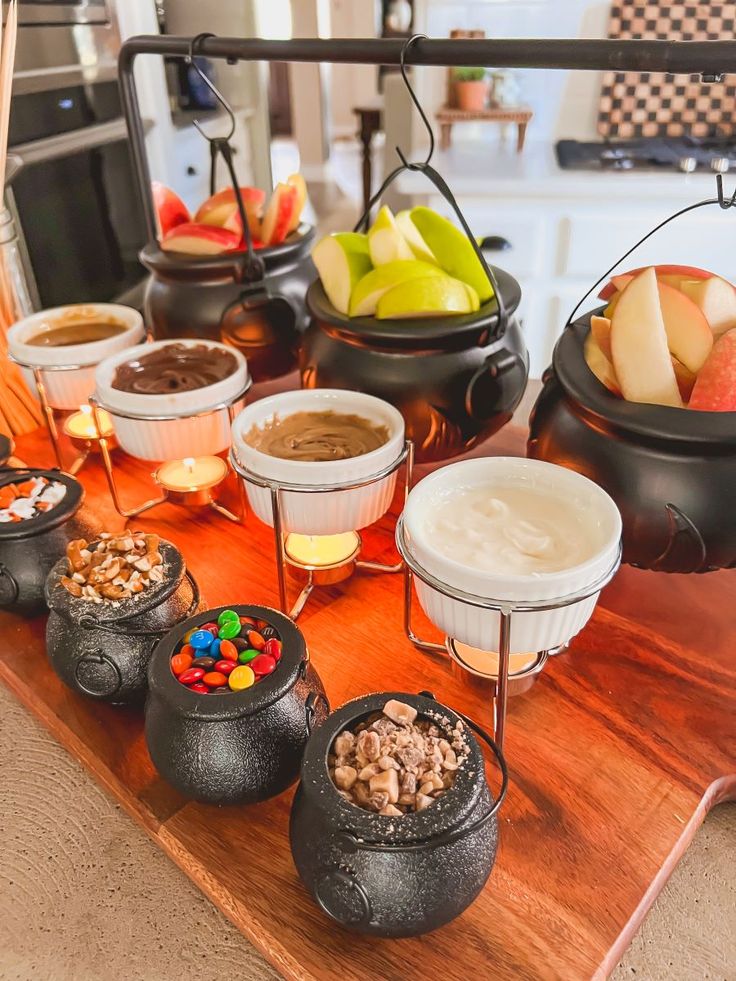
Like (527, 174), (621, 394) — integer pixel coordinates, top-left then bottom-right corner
(0, 421), (734, 981)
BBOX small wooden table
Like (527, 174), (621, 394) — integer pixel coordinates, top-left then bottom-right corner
(353, 103), (383, 217)
(436, 105), (533, 152)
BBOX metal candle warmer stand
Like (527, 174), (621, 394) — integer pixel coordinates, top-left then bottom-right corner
(230, 442), (414, 620)
(13, 354), (248, 522)
(397, 518), (622, 748)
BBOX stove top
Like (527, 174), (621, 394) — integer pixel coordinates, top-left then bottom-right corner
(556, 137), (736, 173)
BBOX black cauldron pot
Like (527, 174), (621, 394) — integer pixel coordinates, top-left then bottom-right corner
(289, 691), (507, 938)
(0, 469), (98, 615)
(301, 266), (529, 463)
(528, 315), (736, 573)
(45, 540), (202, 704)
(141, 226), (316, 382)
(145, 605), (329, 804)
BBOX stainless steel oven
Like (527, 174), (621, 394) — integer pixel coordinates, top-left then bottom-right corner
(15, 1), (111, 28)
(4, 0), (149, 309)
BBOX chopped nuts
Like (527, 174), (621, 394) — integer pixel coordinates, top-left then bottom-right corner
(59, 531), (166, 604)
(328, 700), (469, 816)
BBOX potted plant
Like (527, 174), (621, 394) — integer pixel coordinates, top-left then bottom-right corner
(452, 67), (488, 111)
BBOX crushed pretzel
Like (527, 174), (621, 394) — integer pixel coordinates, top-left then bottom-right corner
(59, 531), (166, 603)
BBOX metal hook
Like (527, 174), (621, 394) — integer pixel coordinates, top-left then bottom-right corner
(396, 34), (435, 170)
(186, 32), (236, 143)
(716, 173), (736, 209)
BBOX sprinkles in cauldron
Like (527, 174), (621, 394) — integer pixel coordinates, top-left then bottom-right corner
(171, 609), (282, 694)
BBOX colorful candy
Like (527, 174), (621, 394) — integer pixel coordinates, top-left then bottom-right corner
(170, 611), (282, 693)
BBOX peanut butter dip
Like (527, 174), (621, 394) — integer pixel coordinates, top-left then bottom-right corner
(245, 410), (390, 461)
(111, 343), (238, 395)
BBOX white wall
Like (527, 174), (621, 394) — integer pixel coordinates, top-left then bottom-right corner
(412, 0), (610, 148)
(328, 0), (379, 137)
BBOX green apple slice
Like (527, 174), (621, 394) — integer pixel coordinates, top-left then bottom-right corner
(312, 233), (372, 315)
(396, 210), (438, 265)
(349, 260), (444, 317)
(409, 207), (494, 302)
(376, 276), (479, 320)
(368, 205), (414, 266)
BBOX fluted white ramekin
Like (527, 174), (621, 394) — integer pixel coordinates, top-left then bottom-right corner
(400, 457), (622, 653)
(8, 304), (145, 410)
(231, 389), (405, 535)
(95, 339), (249, 461)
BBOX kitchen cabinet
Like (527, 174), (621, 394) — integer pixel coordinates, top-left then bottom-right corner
(398, 144), (731, 377)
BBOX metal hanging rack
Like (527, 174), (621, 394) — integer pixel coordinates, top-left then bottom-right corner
(115, 30), (736, 749)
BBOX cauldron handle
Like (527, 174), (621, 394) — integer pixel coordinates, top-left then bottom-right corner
(305, 691), (329, 735)
(0, 562), (20, 607)
(465, 348), (527, 422)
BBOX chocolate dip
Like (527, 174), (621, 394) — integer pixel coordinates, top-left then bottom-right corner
(111, 343), (238, 395)
(245, 410), (390, 461)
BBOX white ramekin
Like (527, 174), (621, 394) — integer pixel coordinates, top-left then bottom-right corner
(401, 457), (622, 653)
(95, 339), (249, 461)
(8, 304), (145, 410)
(231, 389), (405, 535)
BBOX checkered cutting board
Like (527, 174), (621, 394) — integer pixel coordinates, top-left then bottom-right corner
(598, 1), (736, 139)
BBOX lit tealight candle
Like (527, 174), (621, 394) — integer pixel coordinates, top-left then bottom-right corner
(284, 532), (361, 569)
(63, 405), (114, 440)
(450, 642), (538, 680)
(155, 456), (229, 493)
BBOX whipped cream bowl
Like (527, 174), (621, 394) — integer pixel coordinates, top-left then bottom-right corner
(399, 457), (622, 654)
(8, 304), (145, 410)
(95, 339), (249, 461)
(231, 389), (405, 536)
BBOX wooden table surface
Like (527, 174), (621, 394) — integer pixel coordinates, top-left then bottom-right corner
(0, 418), (734, 981)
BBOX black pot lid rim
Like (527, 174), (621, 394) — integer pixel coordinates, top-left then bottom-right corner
(148, 604), (306, 721)
(140, 224), (315, 274)
(299, 691), (490, 846)
(0, 469), (84, 540)
(306, 265), (522, 343)
(45, 539), (185, 623)
(556, 315), (736, 445)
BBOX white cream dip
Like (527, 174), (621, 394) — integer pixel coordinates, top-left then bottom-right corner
(422, 484), (599, 576)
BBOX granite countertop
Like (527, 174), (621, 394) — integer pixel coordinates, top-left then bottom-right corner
(396, 139), (725, 200)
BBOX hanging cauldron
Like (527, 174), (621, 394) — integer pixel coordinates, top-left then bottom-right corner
(0, 469), (98, 616)
(528, 316), (736, 573)
(145, 604), (329, 804)
(289, 691), (507, 938)
(45, 539), (202, 704)
(141, 227), (316, 382)
(302, 267), (528, 463)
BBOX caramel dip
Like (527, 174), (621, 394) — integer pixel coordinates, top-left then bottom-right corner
(245, 409), (390, 462)
(112, 343), (238, 395)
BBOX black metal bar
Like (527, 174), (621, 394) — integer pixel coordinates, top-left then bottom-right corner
(119, 33), (736, 243)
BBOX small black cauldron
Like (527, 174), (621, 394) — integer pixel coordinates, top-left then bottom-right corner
(145, 605), (329, 804)
(45, 540), (202, 704)
(529, 316), (736, 572)
(301, 267), (529, 463)
(0, 469), (98, 616)
(141, 227), (316, 382)
(289, 691), (507, 938)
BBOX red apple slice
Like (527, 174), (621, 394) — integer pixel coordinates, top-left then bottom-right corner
(161, 222), (242, 256)
(680, 275), (736, 337)
(599, 264), (714, 300)
(286, 173), (308, 232)
(584, 333), (621, 396)
(671, 357), (697, 402)
(152, 182), (190, 239)
(656, 281), (713, 373)
(610, 267), (682, 407)
(261, 183), (298, 247)
(195, 187), (265, 237)
(590, 315), (613, 361)
(689, 328), (736, 411)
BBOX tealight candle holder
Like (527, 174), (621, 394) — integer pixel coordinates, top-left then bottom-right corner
(231, 443), (414, 619)
(61, 405), (117, 474)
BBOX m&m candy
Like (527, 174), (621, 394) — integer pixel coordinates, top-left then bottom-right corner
(171, 611), (282, 694)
